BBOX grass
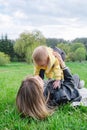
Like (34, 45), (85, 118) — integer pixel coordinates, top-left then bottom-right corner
(0, 61), (87, 130)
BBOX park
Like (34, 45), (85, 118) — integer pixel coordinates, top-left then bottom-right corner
(1, 0), (87, 129)
(0, 61), (87, 129)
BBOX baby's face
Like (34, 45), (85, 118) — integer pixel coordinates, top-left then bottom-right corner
(37, 58), (48, 67)
(37, 61), (47, 67)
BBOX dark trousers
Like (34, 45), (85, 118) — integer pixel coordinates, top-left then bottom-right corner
(39, 69), (45, 79)
(72, 74), (80, 88)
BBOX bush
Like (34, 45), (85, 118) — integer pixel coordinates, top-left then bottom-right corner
(58, 42), (86, 62)
(66, 52), (76, 62)
(66, 47), (86, 62)
(0, 52), (10, 65)
(74, 47), (86, 62)
(70, 42), (85, 52)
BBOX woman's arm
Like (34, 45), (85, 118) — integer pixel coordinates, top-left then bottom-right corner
(53, 51), (66, 69)
(53, 52), (75, 86)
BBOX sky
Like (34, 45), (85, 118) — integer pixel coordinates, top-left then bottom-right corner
(0, 0), (87, 40)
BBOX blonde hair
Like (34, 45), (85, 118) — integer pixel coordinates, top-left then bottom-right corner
(16, 76), (53, 119)
(32, 46), (48, 63)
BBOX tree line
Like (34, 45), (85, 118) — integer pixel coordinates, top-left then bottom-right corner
(0, 31), (87, 65)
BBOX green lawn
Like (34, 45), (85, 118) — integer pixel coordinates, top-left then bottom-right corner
(0, 62), (87, 130)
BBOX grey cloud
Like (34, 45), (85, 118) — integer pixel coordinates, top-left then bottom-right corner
(1, 0), (87, 20)
(1, 0), (87, 40)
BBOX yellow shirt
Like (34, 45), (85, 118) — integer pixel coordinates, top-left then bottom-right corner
(34, 47), (63, 80)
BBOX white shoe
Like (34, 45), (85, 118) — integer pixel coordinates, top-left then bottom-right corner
(78, 80), (85, 89)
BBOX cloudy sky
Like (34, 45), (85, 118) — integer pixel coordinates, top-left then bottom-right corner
(0, 0), (87, 40)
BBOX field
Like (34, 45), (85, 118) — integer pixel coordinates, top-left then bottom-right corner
(0, 62), (87, 130)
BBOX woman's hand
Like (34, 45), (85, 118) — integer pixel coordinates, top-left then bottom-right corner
(53, 51), (66, 69)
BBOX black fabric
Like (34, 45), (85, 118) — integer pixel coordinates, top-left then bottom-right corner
(39, 69), (45, 79)
(44, 68), (82, 106)
(72, 74), (80, 88)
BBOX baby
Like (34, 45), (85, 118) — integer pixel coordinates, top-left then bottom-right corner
(32, 46), (64, 88)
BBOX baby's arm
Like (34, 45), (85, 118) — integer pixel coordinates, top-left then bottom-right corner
(52, 51), (66, 88)
(52, 58), (63, 88)
(53, 58), (63, 80)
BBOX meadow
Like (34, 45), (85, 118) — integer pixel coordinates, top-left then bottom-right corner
(0, 62), (87, 130)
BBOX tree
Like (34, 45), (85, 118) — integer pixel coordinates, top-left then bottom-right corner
(46, 38), (67, 47)
(0, 34), (15, 61)
(72, 38), (87, 51)
(14, 30), (46, 63)
(56, 42), (86, 62)
(0, 52), (10, 65)
(57, 43), (71, 55)
(70, 42), (85, 52)
(74, 48), (86, 62)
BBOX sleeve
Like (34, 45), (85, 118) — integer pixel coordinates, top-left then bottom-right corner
(52, 59), (63, 80)
(45, 71), (53, 79)
(63, 67), (75, 87)
(63, 67), (73, 81)
(34, 66), (40, 75)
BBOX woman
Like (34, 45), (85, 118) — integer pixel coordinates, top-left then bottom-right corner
(16, 75), (52, 119)
(16, 53), (84, 119)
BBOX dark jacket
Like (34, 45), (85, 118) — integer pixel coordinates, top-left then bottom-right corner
(44, 67), (82, 106)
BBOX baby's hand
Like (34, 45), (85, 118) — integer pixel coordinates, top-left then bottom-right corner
(53, 80), (60, 89)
